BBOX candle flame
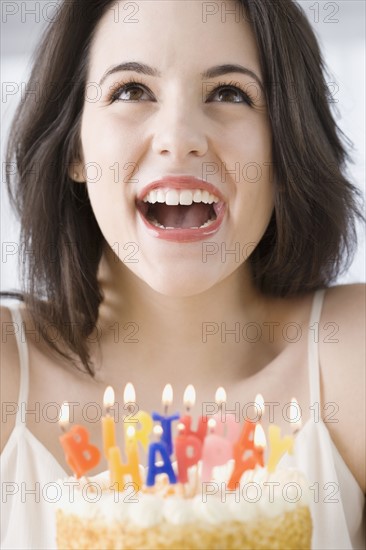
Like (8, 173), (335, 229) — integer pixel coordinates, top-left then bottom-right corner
(162, 384), (173, 407)
(103, 386), (115, 409)
(289, 397), (302, 429)
(254, 423), (266, 449)
(124, 382), (136, 404)
(215, 386), (226, 406)
(59, 402), (69, 426)
(153, 424), (163, 437)
(207, 418), (216, 430)
(183, 384), (196, 409)
(254, 393), (265, 418)
(126, 425), (135, 438)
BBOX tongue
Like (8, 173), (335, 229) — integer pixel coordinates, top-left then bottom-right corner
(150, 203), (213, 228)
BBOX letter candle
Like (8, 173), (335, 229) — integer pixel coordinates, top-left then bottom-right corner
(146, 425), (177, 487)
(152, 384), (180, 456)
(267, 425), (294, 473)
(101, 386), (116, 459)
(212, 387), (240, 442)
(58, 402), (101, 479)
(179, 385), (207, 442)
(201, 418), (232, 483)
(123, 382), (153, 453)
(227, 420), (265, 490)
(109, 425), (142, 491)
(175, 421), (203, 484)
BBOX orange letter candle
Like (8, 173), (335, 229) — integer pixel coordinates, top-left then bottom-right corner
(227, 421), (265, 490)
(58, 402), (101, 478)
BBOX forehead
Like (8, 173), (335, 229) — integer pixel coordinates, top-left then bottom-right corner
(87, 0), (261, 80)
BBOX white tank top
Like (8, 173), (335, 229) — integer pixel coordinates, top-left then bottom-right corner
(1, 290), (365, 549)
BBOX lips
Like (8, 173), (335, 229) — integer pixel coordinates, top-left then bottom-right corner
(135, 176), (227, 242)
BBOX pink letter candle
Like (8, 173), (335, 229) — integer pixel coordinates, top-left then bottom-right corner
(201, 418), (232, 483)
(212, 387), (240, 442)
(175, 422), (203, 483)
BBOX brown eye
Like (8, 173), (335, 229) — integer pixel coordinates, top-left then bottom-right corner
(110, 82), (151, 102)
(207, 84), (252, 105)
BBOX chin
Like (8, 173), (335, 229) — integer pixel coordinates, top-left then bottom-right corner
(138, 268), (221, 298)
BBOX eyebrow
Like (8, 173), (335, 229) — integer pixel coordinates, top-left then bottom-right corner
(98, 61), (263, 91)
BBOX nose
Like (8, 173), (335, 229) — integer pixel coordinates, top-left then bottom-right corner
(151, 99), (208, 160)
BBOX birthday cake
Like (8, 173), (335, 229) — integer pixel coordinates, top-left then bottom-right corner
(55, 462), (312, 549)
(55, 388), (312, 549)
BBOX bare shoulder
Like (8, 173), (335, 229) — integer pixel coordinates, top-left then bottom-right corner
(319, 283), (365, 492)
(0, 305), (21, 452)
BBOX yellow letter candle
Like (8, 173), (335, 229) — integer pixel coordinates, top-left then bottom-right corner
(109, 426), (142, 491)
(267, 425), (294, 473)
(123, 382), (153, 452)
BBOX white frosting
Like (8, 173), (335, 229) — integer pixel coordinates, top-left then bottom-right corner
(56, 463), (311, 527)
(163, 497), (196, 525)
(128, 493), (164, 527)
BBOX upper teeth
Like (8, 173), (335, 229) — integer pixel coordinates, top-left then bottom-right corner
(142, 188), (220, 206)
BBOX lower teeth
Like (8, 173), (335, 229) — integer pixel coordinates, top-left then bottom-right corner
(148, 216), (216, 230)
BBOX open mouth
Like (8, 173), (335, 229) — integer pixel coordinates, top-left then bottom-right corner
(136, 188), (221, 230)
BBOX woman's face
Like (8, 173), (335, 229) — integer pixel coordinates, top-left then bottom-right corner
(75, 0), (274, 296)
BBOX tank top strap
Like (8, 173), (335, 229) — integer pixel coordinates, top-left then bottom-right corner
(307, 288), (326, 407)
(7, 302), (30, 427)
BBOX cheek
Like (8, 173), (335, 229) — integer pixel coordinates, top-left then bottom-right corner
(80, 111), (142, 217)
(80, 108), (144, 170)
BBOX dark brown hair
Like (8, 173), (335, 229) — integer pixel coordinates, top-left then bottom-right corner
(2, 0), (364, 375)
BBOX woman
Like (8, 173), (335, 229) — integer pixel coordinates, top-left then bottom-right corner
(1, 0), (365, 548)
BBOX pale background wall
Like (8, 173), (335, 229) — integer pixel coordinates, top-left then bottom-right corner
(1, 0), (365, 293)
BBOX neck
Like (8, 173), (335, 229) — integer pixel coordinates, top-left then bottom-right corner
(98, 245), (268, 328)
(92, 245), (280, 382)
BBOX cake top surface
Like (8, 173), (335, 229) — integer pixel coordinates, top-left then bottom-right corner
(55, 462), (311, 527)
